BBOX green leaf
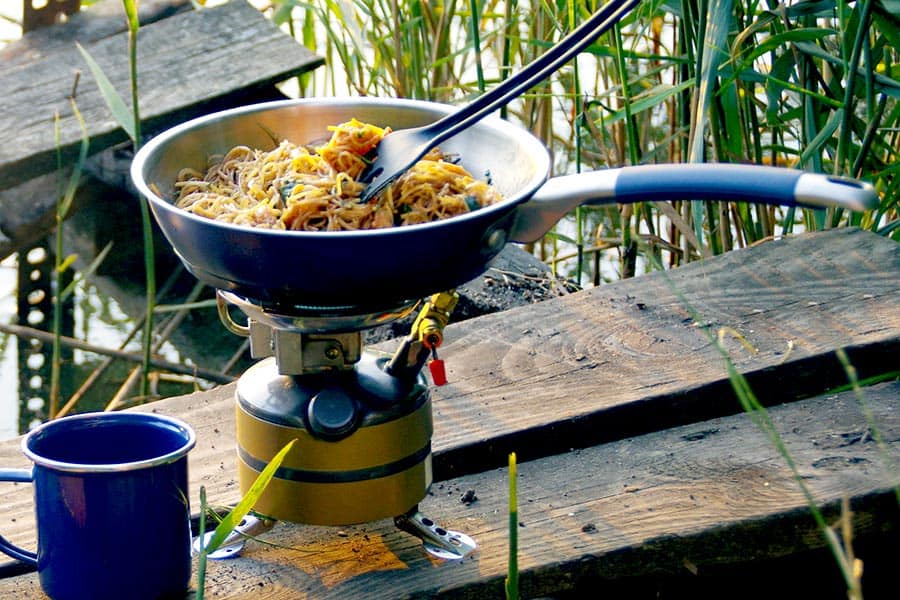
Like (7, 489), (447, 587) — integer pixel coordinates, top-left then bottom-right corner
(543, 230), (578, 245)
(56, 254), (78, 274)
(271, 0), (296, 26)
(153, 299), (219, 313)
(196, 486), (209, 600)
(57, 98), (90, 220)
(602, 80), (694, 127)
(76, 42), (137, 142)
(505, 452), (518, 600)
(799, 107), (843, 167)
(60, 241), (113, 302)
(688, 0), (733, 244)
(794, 40), (900, 99)
(690, 0), (733, 162)
(202, 439), (297, 554)
(122, 0), (139, 32)
(735, 28), (836, 74)
(763, 51), (796, 125)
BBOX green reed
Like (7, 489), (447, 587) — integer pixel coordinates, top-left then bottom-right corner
(49, 99), (89, 418)
(270, 0), (896, 284)
(78, 0), (156, 401)
(505, 451), (519, 600)
(195, 438), (297, 600)
(640, 240), (879, 599)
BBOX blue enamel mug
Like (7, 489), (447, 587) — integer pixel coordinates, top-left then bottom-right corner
(0, 412), (196, 600)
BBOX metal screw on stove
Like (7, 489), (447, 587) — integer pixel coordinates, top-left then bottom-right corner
(324, 344), (342, 361)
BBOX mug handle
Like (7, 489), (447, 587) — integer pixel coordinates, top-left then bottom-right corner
(0, 468), (38, 566)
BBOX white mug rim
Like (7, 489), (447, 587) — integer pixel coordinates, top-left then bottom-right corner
(21, 411), (196, 474)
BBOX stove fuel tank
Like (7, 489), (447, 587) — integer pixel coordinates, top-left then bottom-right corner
(234, 352), (433, 525)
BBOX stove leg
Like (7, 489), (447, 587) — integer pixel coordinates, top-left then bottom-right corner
(193, 514), (276, 559)
(394, 507), (477, 560)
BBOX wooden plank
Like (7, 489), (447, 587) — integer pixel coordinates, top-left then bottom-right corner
(427, 227), (900, 480)
(0, 228), (896, 553)
(0, 0), (196, 256)
(1, 381), (896, 598)
(1, 0), (191, 68)
(0, 0), (323, 192)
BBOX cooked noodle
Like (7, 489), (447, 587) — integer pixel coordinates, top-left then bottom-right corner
(173, 118), (503, 231)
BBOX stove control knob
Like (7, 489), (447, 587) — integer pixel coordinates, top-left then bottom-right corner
(307, 388), (358, 439)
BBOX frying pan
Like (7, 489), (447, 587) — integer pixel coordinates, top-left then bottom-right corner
(130, 97), (877, 315)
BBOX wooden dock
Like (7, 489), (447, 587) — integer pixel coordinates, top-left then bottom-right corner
(0, 0), (323, 258)
(0, 227), (896, 598)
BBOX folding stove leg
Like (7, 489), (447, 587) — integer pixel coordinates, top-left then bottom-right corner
(193, 507), (477, 561)
(394, 506), (477, 560)
(193, 515), (276, 559)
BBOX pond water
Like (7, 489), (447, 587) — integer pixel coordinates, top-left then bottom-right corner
(0, 249), (240, 440)
(0, 188), (251, 442)
(0, 254), (136, 438)
(0, 259), (18, 439)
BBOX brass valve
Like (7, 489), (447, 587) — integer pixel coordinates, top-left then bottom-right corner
(410, 291), (459, 349)
(386, 290), (459, 383)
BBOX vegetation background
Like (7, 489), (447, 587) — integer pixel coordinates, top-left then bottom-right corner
(258, 0), (898, 286)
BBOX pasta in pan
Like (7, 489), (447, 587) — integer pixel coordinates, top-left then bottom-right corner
(173, 118), (503, 231)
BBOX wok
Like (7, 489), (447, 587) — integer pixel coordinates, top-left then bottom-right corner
(130, 97), (878, 314)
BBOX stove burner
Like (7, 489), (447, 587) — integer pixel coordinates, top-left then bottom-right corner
(216, 290), (419, 334)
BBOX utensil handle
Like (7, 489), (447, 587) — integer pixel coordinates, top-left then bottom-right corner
(423, 0), (641, 146)
(0, 468), (38, 566)
(613, 165), (875, 208)
(508, 164), (879, 243)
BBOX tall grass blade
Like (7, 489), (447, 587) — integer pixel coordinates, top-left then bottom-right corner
(505, 451), (518, 600)
(601, 80), (694, 127)
(75, 42), (136, 142)
(688, 0), (732, 247)
(835, 348), (899, 504)
(58, 100), (90, 220)
(76, 3), (156, 399)
(468, 0), (486, 93)
(122, 0), (139, 32)
(59, 242), (113, 304)
(642, 239), (870, 596)
(49, 99), (89, 418)
(196, 486), (209, 600)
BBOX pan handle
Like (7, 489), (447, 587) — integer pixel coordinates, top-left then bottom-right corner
(507, 164), (879, 244)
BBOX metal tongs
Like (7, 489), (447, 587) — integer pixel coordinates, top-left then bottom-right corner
(357, 0), (642, 202)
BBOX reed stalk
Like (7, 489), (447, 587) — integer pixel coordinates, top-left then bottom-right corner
(49, 97), (89, 418)
(639, 240), (872, 597)
(194, 439), (298, 597)
(121, 0), (157, 401)
(75, 0), (157, 404)
(505, 451), (519, 600)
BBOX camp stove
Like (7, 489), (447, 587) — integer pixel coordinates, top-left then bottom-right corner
(213, 289), (476, 560)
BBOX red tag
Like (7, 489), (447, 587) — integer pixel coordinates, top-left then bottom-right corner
(428, 359), (447, 386)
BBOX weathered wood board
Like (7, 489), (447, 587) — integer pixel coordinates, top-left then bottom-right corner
(0, 0), (323, 192)
(1, 383), (896, 599)
(0, 228), (896, 597)
(1, 0), (191, 68)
